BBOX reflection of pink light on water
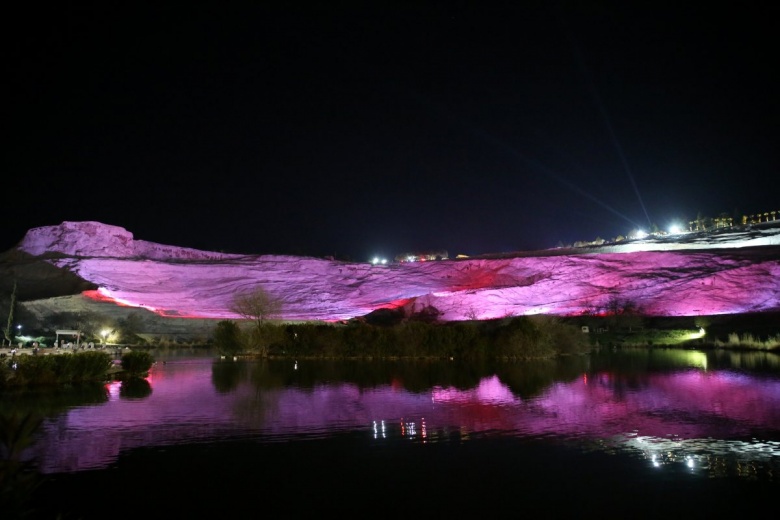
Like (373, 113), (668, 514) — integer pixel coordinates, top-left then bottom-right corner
(106, 381), (121, 401)
(29, 360), (780, 473)
(432, 375), (517, 405)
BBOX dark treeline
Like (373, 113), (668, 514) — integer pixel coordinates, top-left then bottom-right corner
(0, 350), (154, 389)
(216, 315), (591, 361)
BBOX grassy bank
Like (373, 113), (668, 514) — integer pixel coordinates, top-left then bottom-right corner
(575, 311), (780, 351)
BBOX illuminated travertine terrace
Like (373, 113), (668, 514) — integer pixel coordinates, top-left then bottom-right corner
(13, 221), (780, 322)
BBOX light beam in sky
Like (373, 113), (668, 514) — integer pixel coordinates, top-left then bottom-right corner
(406, 87), (641, 229)
(561, 12), (653, 229)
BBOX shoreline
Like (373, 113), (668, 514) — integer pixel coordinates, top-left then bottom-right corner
(0, 346), (130, 358)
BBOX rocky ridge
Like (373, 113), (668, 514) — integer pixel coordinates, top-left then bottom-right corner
(2, 221), (780, 338)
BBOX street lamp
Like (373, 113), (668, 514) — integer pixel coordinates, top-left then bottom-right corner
(14, 325), (22, 349)
(101, 330), (109, 347)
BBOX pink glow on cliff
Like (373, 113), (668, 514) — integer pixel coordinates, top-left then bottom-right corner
(86, 289), (153, 311)
(16, 221), (780, 321)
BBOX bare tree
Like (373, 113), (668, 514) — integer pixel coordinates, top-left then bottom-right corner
(604, 296), (644, 331)
(229, 286), (282, 326)
(228, 286), (283, 356)
(3, 280), (17, 346)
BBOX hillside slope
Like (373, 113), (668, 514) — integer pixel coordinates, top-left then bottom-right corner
(2, 221), (779, 336)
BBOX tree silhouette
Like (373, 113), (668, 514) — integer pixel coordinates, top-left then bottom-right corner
(229, 286), (282, 326)
(3, 280), (17, 346)
(228, 286), (283, 356)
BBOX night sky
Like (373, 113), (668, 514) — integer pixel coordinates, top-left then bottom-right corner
(6, 2), (777, 261)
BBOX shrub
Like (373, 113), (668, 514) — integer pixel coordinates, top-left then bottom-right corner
(718, 332), (780, 350)
(491, 317), (540, 359)
(213, 320), (243, 356)
(260, 317), (594, 360)
(52, 351), (112, 383)
(10, 356), (58, 387)
(1, 351), (113, 388)
(529, 315), (590, 355)
(0, 411), (44, 517)
(248, 323), (286, 357)
(120, 350), (155, 377)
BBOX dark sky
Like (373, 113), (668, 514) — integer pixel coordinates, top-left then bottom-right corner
(5, 2), (777, 261)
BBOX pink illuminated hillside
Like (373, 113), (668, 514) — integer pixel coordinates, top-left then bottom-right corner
(6, 221), (780, 328)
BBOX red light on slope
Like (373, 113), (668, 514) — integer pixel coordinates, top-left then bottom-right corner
(83, 289), (116, 303)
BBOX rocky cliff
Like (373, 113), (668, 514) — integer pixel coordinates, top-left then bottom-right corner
(2, 221), (779, 338)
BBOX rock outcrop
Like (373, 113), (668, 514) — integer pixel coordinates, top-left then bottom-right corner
(2, 221), (779, 337)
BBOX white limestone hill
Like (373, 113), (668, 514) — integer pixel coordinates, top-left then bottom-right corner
(3, 221), (779, 339)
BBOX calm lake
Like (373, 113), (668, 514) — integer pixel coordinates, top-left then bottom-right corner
(7, 347), (780, 518)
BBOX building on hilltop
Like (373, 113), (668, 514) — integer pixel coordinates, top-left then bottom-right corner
(394, 250), (449, 263)
(689, 209), (778, 232)
(743, 210), (778, 225)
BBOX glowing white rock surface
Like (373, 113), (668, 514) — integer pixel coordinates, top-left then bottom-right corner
(13, 221), (780, 322)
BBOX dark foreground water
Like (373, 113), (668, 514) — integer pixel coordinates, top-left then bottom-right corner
(4, 347), (780, 519)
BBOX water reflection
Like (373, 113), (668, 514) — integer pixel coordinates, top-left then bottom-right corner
(12, 349), (780, 483)
(118, 378), (152, 399)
